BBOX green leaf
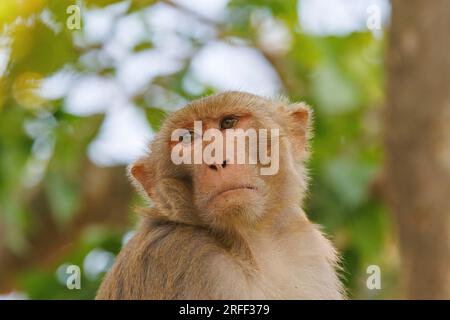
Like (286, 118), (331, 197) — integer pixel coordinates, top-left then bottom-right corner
(145, 107), (167, 131)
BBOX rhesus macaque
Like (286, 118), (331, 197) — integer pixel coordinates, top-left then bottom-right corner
(96, 91), (344, 299)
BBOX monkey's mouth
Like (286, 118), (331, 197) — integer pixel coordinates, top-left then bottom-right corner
(209, 185), (258, 203)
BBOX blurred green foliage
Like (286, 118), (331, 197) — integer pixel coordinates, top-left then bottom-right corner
(0, 0), (398, 299)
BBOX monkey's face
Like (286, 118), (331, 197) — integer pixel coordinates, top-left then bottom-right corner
(130, 92), (311, 229)
(188, 115), (269, 227)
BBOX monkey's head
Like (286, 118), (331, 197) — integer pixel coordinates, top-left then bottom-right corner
(130, 91), (311, 230)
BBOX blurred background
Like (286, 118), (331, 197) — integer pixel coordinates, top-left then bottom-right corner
(0, 0), (449, 299)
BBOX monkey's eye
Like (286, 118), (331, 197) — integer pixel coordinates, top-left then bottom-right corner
(179, 130), (196, 145)
(220, 116), (238, 129)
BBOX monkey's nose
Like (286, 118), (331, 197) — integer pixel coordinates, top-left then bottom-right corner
(208, 159), (228, 171)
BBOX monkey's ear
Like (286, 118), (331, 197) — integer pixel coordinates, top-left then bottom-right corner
(129, 159), (154, 198)
(285, 102), (312, 158)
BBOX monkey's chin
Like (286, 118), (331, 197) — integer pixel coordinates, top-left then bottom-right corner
(209, 188), (258, 207)
(206, 189), (264, 225)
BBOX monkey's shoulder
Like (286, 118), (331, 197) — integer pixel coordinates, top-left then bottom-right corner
(137, 217), (222, 253)
(97, 218), (230, 299)
(129, 218), (235, 298)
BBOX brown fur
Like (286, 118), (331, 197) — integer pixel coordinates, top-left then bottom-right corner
(96, 91), (344, 300)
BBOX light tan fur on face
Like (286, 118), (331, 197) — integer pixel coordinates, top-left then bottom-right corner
(96, 91), (345, 300)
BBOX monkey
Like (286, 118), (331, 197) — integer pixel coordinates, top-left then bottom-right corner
(96, 91), (344, 300)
